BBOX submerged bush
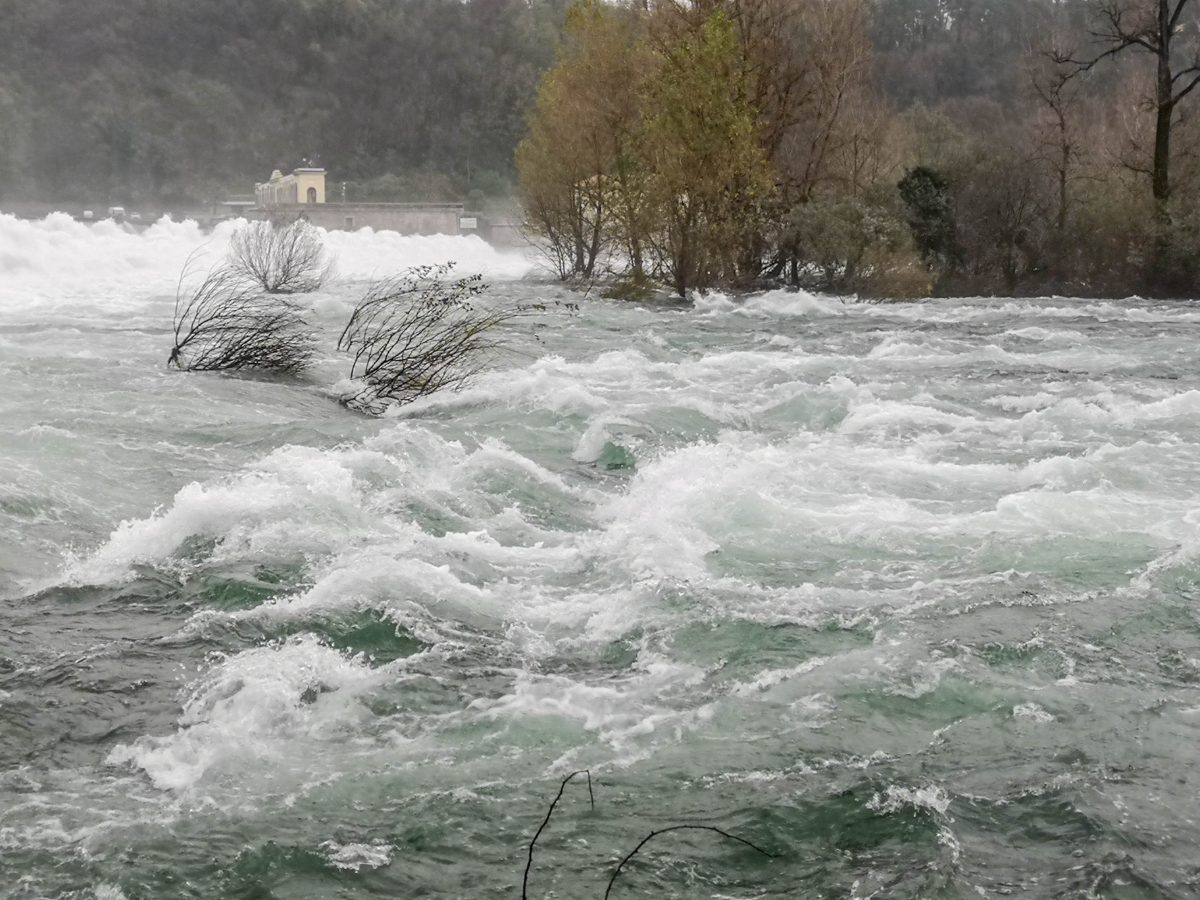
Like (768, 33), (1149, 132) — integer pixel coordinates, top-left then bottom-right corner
(227, 219), (335, 294)
(168, 267), (316, 374)
(336, 264), (520, 415)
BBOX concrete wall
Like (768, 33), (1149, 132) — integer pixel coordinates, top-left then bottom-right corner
(260, 203), (463, 235)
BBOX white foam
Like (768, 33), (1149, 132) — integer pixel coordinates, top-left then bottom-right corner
(63, 420), (603, 587)
(321, 841), (394, 872)
(694, 288), (845, 318)
(323, 228), (531, 280)
(107, 635), (381, 792)
(0, 212), (533, 318)
(469, 662), (710, 749)
(65, 444), (387, 585)
(868, 784), (952, 816)
(1012, 702), (1055, 723)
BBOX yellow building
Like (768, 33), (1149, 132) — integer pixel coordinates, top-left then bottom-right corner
(255, 167), (326, 206)
(250, 164), (466, 235)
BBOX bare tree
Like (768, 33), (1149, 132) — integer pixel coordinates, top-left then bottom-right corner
(227, 219), (336, 294)
(336, 264), (523, 415)
(168, 267), (317, 373)
(1028, 35), (1087, 232)
(1075, 0), (1200, 208)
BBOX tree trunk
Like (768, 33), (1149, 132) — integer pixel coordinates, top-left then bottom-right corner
(673, 212), (691, 297)
(1153, 0), (1173, 207)
(1154, 62), (1173, 206)
(1058, 111), (1069, 232)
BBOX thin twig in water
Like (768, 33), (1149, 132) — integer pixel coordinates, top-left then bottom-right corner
(521, 770), (594, 900)
(603, 825), (774, 900)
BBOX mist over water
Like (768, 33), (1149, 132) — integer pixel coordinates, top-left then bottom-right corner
(3, 213), (1200, 899)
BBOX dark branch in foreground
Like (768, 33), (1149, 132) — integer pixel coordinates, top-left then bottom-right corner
(603, 825), (775, 900)
(169, 267), (316, 373)
(336, 263), (525, 415)
(522, 770), (594, 900)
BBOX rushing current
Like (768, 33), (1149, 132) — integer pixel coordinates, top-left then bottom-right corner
(2, 212), (1200, 899)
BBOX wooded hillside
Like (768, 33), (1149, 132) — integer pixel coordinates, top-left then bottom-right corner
(0, 0), (565, 204)
(0, 0), (1112, 207)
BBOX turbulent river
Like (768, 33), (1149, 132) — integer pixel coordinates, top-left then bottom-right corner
(3, 214), (1200, 900)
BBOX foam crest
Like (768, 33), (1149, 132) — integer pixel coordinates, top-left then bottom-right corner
(322, 228), (532, 279)
(65, 444), (394, 585)
(107, 635), (381, 792)
(470, 661), (709, 748)
(386, 356), (611, 418)
(243, 551), (513, 637)
(1016, 389), (1200, 433)
(0, 213), (232, 308)
(838, 398), (986, 435)
(594, 413), (1200, 592)
(867, 783), (952, 816)
(694, 289), (846, 317)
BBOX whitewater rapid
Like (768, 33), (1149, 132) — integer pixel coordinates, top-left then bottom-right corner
(2, 213), (1200, 898)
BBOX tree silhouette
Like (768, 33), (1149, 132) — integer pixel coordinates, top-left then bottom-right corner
(336, 264), (523, 415)
(227, 219), (336, 294)
(169, 267), (316, 374)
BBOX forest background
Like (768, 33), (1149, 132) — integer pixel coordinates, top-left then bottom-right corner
(1, 0), (1198, 297)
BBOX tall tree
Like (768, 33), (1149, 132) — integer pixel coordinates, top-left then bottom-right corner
(639, 9), (774, 294)
(1027, 35), (1085, 231)
(516, 0), (645, 277)
(1078, 0), (1200, 207)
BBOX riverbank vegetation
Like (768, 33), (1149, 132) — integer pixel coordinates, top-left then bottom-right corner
(520, 0), (1200, 298)
(3, 0), (1200, 297)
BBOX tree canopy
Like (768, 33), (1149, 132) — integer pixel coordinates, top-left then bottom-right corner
(518, 0), (1200, 297)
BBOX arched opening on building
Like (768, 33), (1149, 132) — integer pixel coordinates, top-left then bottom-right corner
(307, 187), (318, 204)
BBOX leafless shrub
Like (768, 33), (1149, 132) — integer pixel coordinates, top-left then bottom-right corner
(168, 267), (316, 374)
(336, 263), (522, 415)
(226, 219), (336, 294)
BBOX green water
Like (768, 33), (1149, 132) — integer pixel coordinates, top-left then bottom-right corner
(3, 221), (1200, 899)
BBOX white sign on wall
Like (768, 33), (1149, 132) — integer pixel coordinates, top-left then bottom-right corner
(460, 217), (478, 229)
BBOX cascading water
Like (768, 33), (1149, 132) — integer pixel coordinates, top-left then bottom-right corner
(2, 212), (1200, 899)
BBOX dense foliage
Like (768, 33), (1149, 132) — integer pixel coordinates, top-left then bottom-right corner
(521, 0), (1200, 297)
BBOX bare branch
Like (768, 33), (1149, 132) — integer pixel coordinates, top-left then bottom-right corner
(168, 267), (316, 374)
(1174, 69), (1200, 102)
(227, 219), (336, 294)
(1170, 0), (1192, 31)
(336, 263), (527, 415)
(604, 825), (774, 900)
(521, 771), (594, 900)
